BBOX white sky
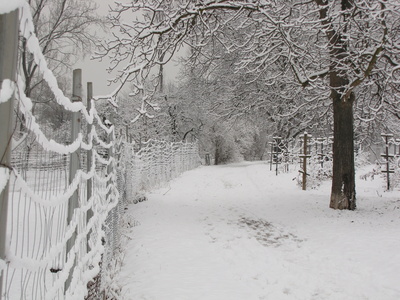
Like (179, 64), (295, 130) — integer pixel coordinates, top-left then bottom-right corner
(72, 0), (184, 97)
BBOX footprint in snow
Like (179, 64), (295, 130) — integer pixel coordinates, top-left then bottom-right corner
(238, 217), (303, 247)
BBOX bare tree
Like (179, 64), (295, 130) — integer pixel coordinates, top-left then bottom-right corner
(21, 0), (105, 99)
(97, 0), (400, 210)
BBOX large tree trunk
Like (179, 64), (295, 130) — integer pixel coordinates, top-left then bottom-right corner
(330, 89), (356, 210)
(328, 48), (357, 210)
(315, 0), (357, 210)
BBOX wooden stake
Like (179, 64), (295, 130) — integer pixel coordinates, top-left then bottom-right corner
(381, 133), (394, 191)
(86, 82), (93, 252)
(299, 132), (311, 190)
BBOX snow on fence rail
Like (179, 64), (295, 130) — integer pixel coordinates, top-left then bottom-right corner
(0, 4), (201, 300)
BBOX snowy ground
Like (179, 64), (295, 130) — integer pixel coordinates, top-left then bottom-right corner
(116, 161), (400, 300)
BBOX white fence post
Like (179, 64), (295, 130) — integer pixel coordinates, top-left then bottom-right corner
(0, 9), (19, 297)
(65, 69), (82, 293)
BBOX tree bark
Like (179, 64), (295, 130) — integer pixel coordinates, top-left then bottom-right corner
(315, 0), (357, 210)
(215, 138), (220, 165)
(330, 89), (356, 209)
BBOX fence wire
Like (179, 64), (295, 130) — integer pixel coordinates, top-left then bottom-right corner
(122, 140), (201, 203)
(0, 3), (201, 300)
(3, 94), (120, 300)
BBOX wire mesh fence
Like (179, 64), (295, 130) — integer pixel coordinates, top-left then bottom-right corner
(3, 96), (119, 300)
(122, 139), (201, 202)
(0, 3), (201, 300)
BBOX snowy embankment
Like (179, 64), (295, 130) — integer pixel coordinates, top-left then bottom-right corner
(116, 162), (400, 300)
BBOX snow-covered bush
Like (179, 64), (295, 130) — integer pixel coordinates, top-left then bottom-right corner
(102, 214), (139, 299)
(296, 155), (332, 189)
(355, 146), (370, 168)
(390, 157), (400, 190)
(359, 150), (400, 191)
(295, 139), (371, 190)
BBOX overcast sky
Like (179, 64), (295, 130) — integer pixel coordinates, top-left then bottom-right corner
(73, 0), (183, 98)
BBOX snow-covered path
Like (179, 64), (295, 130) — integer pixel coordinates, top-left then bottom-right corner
(116, 162), (400, 300)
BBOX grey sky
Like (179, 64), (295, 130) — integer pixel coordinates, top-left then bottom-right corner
(72, 0), (183, 97)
